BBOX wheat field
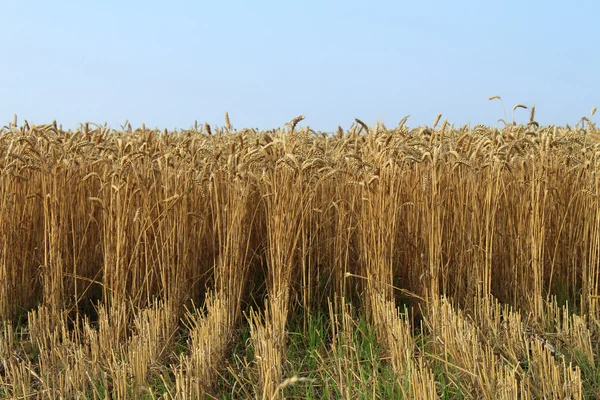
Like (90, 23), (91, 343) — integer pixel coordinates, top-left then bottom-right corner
(1, 109), (599, 399)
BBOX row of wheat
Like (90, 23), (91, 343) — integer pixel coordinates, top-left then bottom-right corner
(1, 114), (599, 398)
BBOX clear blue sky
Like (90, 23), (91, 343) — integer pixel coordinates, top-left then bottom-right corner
(1, 1), (598, 132)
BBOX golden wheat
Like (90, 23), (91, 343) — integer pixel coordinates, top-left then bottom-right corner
(0, 119), (599, 398)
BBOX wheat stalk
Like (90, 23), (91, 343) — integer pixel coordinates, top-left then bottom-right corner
(225, 112), (232, 131)
(289, 115), (305, 133)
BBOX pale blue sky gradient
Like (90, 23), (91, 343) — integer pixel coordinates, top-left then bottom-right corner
(1, 1), (598, 131)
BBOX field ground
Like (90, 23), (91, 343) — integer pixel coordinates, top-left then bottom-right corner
(1, 114), (600, 399)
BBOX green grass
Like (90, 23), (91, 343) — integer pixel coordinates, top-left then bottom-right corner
(206, 307), (406, 399)
(279, 309), (403, 399)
